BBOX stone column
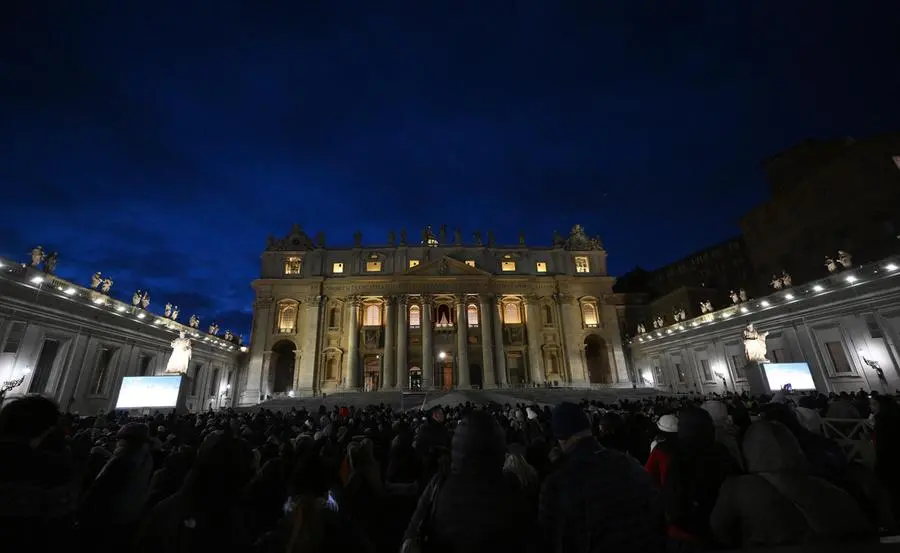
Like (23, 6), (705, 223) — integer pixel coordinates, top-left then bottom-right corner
(479, 296), (496, 389)
(346, 297), (360, 390)
(296, 295), (322, 395)
(240, 296), (273, 405)
(455, 296), (470, 389)
(421, 296), (434, 388)
(396, 296), (408, 389)
(383, 296), (396, 389)
(260, 351), (273, 397)
(493, 297), (508, 387)
(557, 294), (588, 385)
(523, 295), (545, 384)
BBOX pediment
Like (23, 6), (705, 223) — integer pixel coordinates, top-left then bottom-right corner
(405, 256), (489, 277)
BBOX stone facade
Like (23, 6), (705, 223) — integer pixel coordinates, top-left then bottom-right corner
(239, 224), (629, 404)
(628, 254), (900, 395)
(0, 258), (243, 414)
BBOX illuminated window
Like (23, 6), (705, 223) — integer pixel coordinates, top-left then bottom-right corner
(278, 302), (298, 333)
(284, 256), (302, 276)
(465, 260), (476, 267)
(332, 262), (344, 274)
(409, 305), (421, 328)
(581, 303), (599, 327)
(503, 302), (522, 324)
(501, 261), (517, 272)
(366, 260), (382, 272)
(536, 262), (547, 273)
(363, 304), (382, 326)
(408, 259), (420, 268)
(574, 256), (590, 273)
(467, 304), (479, 327)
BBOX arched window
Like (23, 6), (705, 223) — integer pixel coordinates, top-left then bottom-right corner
(543, 305), (553, 325)
(503, 302), (522, 324)
(328, 307), (339, 328)
(363, 304), (382, 326)
(467, 304), (479, 327)
(436, 304), (452, 327)
(409, 305), (421, 328)
(277, 301), (297, 333)
(581, 302), (599, 327)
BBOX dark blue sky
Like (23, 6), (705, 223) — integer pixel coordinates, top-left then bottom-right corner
(2, 2), (898, 338)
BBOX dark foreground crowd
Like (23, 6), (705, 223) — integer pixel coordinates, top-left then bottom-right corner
(1, 389), (899, 552)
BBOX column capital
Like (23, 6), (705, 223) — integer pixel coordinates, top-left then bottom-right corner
(347, 295), (361, 307)
(554, 293), (575, 304)
(421, 294), (434, 307)
(479, 294), (494, 305)
(382, 295), (397, 305)
(494, 295), (505, 307)
(304, 295), (323, 307)
(453, 294), (467, 307)
(397, 295), (409, 307)
(523, 294), (540, 304)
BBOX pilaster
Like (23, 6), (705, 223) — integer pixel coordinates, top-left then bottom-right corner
(383, 296), (396, 389)
(455, 296), (470, 388)
(346, 296), (361, 390)
(239, 296), (273, 405)
(296, 295), (321, 394)
(523, 295), (545, 384)
(396, 296), (409, 389)
(557, 293), (588, 385)
(492, 297), (507, 387)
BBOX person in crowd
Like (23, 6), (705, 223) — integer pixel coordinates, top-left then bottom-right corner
(503, 441), (540, 509)
(700, 399), (744, 471)
(414, 406), (451, 487)
(402, 409), (537, 553)
(539, 402), (665, 553)
(873, 395), (900, 523)
(710, 420), (876, 547)
(645, 413), (678, 488)
(0, 395), (77, 551)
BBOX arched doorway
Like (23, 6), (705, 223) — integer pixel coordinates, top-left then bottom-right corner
(408, 366), (422, 390)
(469, 364), (483, 388)
(584, 335), (611, 384)
(271, 341), (296, 394)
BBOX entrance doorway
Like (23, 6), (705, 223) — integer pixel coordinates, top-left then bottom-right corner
(584, 335), (611, 384)
(271, 341), (296, 394)
(408, 366), (422, 390)
(469, 364), (483, 388)
(364, 355), (380, 391)
(507, 352), (526, 385)
(441, 361), (453, 390)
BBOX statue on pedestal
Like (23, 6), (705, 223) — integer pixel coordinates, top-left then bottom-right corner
(552, 230), (564, 247)
(454, 228), (462, 245)
(189, 314), (199, 328)
(439, 224), (447, 244)
(825, 256), (838, 273)
(637, 323), (646, 334)
(165, 330), (192, 374)
(388, 230), (395, 246)
(837, 250), (853, 268)
(353, 231), (362, 247)
(100, 277), (113, 294)
(132, 290), (142, 306)
(30, 246), (45, 267)
(518, 232), (526, 245)
(171, 306), (180, 321)
(224, 330), (233, 341)
(314, 232), (326, 248)
(44, 252), (58, 274)
(90, 272), (102, 290)
(208, 323), (219, 335)
(165, 303), (173, 318)
(781, 271), (792, 287)
(742, 323), (769, 363)
(654, 316), (664, 328)
(770, 275), (783, 289)
(700, 300), (713, 313)
(399, 229), (407, 245)
(739, 288), (748, 302)
(141, 291), (150, 309)
(487, 231), (495, 247)
(238, 334), (244, 345)
(729, 290), (740, 305)
(473, 230), (483, 246)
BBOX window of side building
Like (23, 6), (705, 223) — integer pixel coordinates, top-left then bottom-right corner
(408, 259), (420, 268)
(283, 256), (302, 276)
(465, 260), (476, 267)
(332, 262), (344, 274)
(501, 260), (516, 272)
(366, 260), (382, 272)
(536, 262), (547, 273)
(574, 256), (590, 273)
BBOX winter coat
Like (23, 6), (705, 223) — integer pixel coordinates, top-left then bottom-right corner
(710, 421), (876, 548)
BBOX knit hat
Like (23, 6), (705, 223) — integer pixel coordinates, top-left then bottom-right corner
(526, 407), (538, 420)
(656, 414), (678, 434)
(701, 400), (729, 423)
(550, 402), (590, 440)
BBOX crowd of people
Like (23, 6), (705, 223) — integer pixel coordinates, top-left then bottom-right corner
(0, 388), (898, 552)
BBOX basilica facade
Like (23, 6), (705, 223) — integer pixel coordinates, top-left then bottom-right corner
(239, 224), (629, 403)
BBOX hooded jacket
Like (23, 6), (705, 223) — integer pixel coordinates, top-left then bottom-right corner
(710, 421), (875, 548)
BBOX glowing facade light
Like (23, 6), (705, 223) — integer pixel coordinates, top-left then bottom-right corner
(812, 285), (824, 292)
(92, 297), (105, 305)
(30, 276), (44, 284)
(886, 263), (898, 272)
(760, 300), (770, 307)
(116, 305), (126, 312)
(137, 313), (146, 319)
(845, 275), (858, 284)
(739, 306), (748, 314)
(666, 329), (672, 334)
(784, 293), (795, 300)
(64, 287), (76, 295)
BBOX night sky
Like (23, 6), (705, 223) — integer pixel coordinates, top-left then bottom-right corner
(3, 2), (898, 339)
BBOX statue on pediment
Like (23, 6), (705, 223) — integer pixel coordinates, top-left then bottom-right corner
(132, 290), (142, 306)
(729, 290), (739, 305)
(770, 275), (783, 289)
(473, 230), (483, 246)
(44, 252), (58, 274)
(353, 231), (362, 247)
(825, 256), (838, 273)
(487, 231), (495, 247)
(189, 314), (200, 328)
(208, 323), (219, 335)
(423, 226), (438, 246)
(439, 224), (447, 244)
(388, 230), (395, 246)
(739, 288), (748, 302)
(781, 271), (792, 287)
(564, 224), (603, 251)
(141, 291), (150, 309)
(454, 228), (462, 245)
(438, 258), (449, 276)
(30, 245), (45, 267)
(165, 303), (173, 318)
(518, 232), (526, 245)
(171, 306), (180, 321)
(224, 330), (233, 341)
(91, 272), (102, 290)
(552, 230), (564, 247)
(267, 225), (315, 251)
(837, 250), (853, 268)
(100, 277), (113, 294)
(400, 229), (407, 245)
(315, 232), (326, 248)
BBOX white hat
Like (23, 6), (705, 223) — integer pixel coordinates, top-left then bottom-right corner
(656, 414), (678, 434)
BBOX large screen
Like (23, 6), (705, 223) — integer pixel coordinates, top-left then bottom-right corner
(116, 375), (183, 409)
(761, 362), (816, 392)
